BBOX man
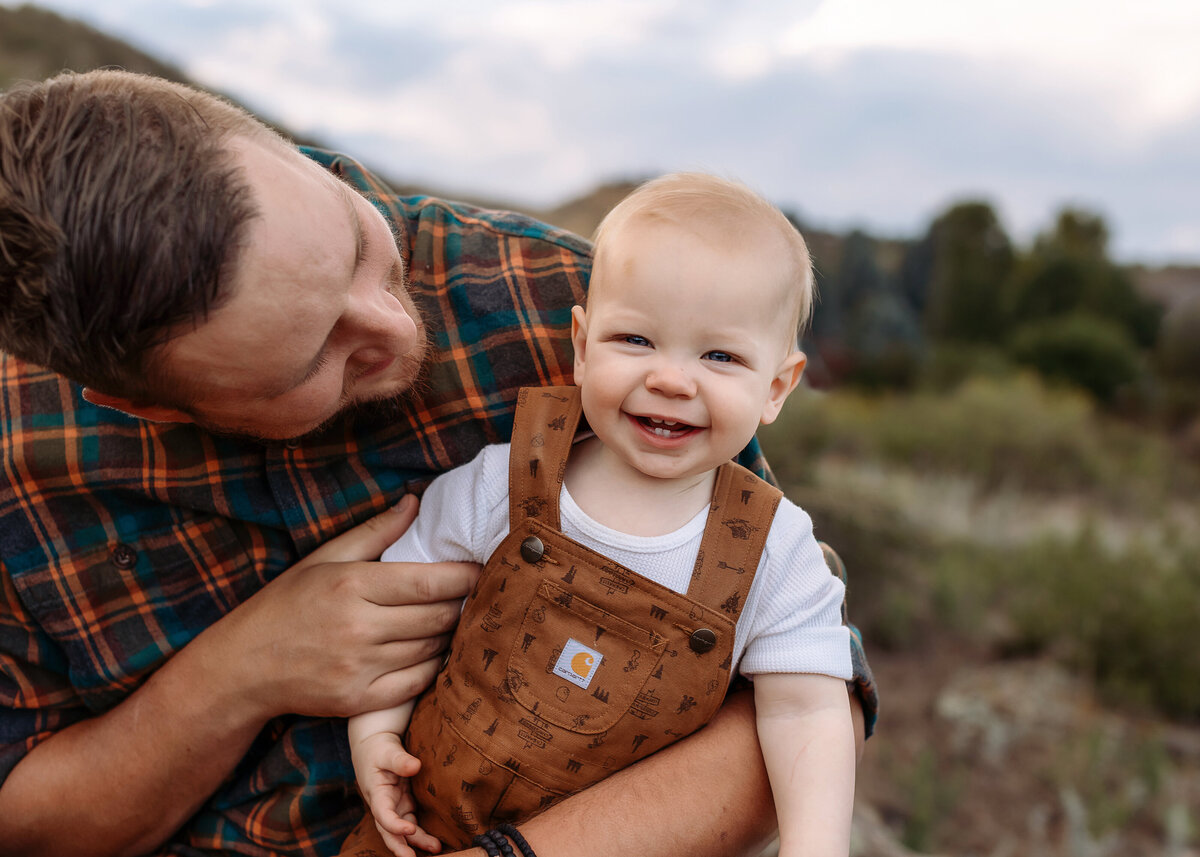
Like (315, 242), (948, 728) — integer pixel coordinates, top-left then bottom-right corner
(0, 70), (876, 857)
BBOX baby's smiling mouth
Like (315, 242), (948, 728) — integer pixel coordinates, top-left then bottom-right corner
(637, 416), (697, 438)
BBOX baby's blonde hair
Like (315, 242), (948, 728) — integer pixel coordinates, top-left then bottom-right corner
(591, 172), (814, 344)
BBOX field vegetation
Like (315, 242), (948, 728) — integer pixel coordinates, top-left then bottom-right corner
(3, 6), (1197, 852)
(756, 205), (1200, 852)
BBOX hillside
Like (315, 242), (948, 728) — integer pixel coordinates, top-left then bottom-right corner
(3, 8), (1199, 856)
(0, 3), (185, 83)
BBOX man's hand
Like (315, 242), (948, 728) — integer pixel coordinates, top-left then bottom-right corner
(0, 496), (479, 857)
(205, 495), (481, 722)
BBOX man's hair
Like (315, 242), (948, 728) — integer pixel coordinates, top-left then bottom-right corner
(0, 69), (279, 402)
(591, 172), (814, 343)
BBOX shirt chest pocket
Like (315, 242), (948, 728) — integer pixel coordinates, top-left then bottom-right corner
(504, 580), (667, 734)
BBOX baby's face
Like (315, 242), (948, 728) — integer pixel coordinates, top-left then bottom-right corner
(572, 219), (805, 483)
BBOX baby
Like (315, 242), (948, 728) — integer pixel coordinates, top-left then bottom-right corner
(350, 172), (855, 857)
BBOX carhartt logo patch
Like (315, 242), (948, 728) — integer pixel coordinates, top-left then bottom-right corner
(553, 638), (603, 689)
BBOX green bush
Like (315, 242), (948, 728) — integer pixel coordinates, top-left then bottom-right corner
(763, 374), (1191, 503)
(916, 531), (1200, 720)
(761, 376), (1200, 721)
(1010, 314), (1143, 403)
(997, 533), (1200, 720)
(916, 343), (1016, 391)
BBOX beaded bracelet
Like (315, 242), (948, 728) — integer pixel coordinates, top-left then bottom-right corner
(473, 825), (538, 857)
(471, 832), (501, 857)
(488, 829), (517, 857)
(498, 824), (537, 857)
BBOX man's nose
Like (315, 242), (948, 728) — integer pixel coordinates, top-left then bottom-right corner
(346, 287), (416, 362)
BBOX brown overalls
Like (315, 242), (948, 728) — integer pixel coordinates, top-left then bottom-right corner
(342, 386), (782, 853)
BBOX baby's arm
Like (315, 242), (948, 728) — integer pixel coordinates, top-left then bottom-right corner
(349, 703), (440, 856)
(348, 446), (509, 855)
(754, 672), (856, 857)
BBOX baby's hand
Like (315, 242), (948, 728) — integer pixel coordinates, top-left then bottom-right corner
(353, 732), (441, 856)
(380, 781), (442, 857)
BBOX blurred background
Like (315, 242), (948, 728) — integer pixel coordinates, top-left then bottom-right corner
(2, 2), (1197, 854)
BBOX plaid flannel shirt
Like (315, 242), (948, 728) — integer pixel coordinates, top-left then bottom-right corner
(0, 148), (877, 856)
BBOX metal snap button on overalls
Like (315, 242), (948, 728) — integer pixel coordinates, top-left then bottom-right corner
(520, 535), (545, 563)
(689, 628), (717, 653)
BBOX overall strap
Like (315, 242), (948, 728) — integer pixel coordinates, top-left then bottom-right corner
(508, 386), (584, 531)
(686, 462), (782, 622)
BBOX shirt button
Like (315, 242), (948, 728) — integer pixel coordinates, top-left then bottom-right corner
(689, 628), (717, 653)
(520, 536), (545, 563)
(110, 543), (138, 569)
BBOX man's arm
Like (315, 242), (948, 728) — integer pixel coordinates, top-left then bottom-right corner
(436, 687), (865, 857)
(0, 498), (478, 857)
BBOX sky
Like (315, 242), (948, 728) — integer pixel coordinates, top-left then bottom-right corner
(11, 0), (1200, 264)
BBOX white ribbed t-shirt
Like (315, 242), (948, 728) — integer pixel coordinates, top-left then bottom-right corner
(382, 443), (851, 680)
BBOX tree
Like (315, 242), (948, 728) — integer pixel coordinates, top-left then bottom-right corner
(1006, 208), (1161, 348)
(921, 201), (1015, 343)
(824, 231), (923, 389)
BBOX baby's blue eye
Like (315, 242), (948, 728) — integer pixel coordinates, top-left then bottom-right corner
(623, 335), (651, 347)
(704, 350), (734, 363)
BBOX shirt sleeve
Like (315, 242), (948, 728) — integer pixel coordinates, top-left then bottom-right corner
(380, 443), (511, 565)
(738, 436), (879, 737)
(0, 570), (88, 783)
(737, 501), (853, 681)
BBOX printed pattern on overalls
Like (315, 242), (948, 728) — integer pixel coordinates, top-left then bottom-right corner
(404, 386), (782, 848)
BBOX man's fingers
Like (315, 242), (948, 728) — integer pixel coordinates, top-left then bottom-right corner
(302, 497), (419, 565)
(364, 656), (444, 712)
(374, 634), (453, 673)
(370, 598), (461, 641)
(362, 561), (481, 606)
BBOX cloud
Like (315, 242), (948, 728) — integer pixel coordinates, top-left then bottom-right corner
(10, 0), (1200, 261)
(780, 0), (1200, 132)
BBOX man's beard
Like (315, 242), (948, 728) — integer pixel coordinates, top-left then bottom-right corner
(336, 342), (433, 429)
(188, 347), (430, 444)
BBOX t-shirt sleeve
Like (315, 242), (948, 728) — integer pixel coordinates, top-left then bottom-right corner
(380, 443), (511, 565)
(737, 501), (853, 680)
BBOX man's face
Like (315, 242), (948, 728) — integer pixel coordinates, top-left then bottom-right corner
(161, 137), (427, 439)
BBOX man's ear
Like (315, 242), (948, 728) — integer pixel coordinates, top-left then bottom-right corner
(570, 305), (588, 386)
(81, 388), (196, 425)
(760, 351), (807, 426)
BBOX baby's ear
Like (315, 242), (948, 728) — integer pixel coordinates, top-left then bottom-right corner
(570, 305), (589, 386)
(760, 351), (806, 425)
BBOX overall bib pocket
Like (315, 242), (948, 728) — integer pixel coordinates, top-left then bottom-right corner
(504, 579), (666, 734)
